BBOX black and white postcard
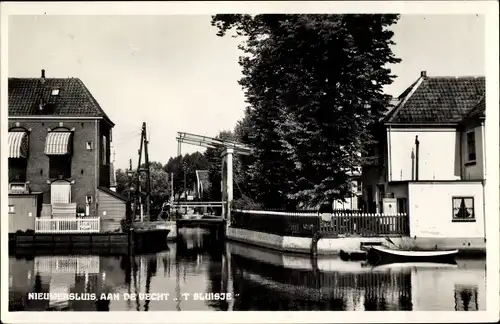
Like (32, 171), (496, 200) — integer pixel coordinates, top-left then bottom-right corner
(1, 1), (498, 323)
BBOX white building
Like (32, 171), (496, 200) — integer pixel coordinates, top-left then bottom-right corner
(362, 71), (486, 246)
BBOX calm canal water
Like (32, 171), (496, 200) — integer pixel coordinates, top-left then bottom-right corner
(9, 228), (486, 311)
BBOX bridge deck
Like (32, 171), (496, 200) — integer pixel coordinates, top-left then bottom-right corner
(176, 218), (225, 228)
(172, 204), (223, 208)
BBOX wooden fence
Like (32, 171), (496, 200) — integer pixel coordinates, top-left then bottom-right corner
(232, 210), (409, 238)
(35, 217), (100, 233)
(320, 213), (409, 237)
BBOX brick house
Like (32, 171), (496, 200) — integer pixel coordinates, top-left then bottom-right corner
(8, 69), (126, 233)
(362, 71), (486, 248)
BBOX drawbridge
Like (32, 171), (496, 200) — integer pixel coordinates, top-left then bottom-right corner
(175, 131), (253, 224)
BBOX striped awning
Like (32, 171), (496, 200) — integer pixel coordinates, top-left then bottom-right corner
(45, 132), (73, 155)
(8, 131), (29, 158)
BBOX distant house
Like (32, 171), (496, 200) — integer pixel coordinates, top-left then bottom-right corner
(362, 71), (486, 243)
(8, 69), (126, 233)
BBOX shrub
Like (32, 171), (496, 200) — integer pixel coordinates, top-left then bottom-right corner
(120, 217), (132, 232)
(231, 195), (263, 210)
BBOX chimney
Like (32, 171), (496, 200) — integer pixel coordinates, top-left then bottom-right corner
(40, 69), (46, 85)
(420, 71), (427, 78)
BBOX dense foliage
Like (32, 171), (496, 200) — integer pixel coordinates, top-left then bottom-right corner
(115, 152), (209, 219)
(211, 14), (401, 208)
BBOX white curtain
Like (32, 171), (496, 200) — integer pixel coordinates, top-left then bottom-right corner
(50, 181), (71, 204)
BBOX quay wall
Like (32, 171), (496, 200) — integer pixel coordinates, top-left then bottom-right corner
(226, 227), (486, 256)
(8, 229), (170, 254)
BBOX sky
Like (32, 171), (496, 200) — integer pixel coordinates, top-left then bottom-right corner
(8, 14), (485, 170)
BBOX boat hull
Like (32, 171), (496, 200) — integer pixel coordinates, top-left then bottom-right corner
(367, 246), (458, 265)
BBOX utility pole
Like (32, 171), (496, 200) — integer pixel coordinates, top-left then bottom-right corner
(171, 173), (174, 202)
(136, 124), (146, 222)
(129, 158), (135, 221)
(183, 162), (187, 200)
(143, 122), (151, 222)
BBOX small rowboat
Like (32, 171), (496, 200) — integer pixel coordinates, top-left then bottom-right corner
(367, 245), (458, 265)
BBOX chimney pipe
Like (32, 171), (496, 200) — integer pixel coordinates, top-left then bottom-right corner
(420, 71), (427, 78)
(415, 135), (420, 181)
(41, 69), (46, 78)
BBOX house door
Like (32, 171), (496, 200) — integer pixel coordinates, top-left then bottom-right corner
(366, 186), (376, 213)
(50, 180), (71, 204)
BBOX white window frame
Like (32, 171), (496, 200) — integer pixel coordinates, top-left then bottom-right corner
(452, 196), (475, 222)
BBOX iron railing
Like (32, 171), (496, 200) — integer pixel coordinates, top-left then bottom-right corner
(231, 210), (320, 237)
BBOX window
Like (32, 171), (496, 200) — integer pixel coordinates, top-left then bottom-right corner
(356, 179), (362, 193)
(452, 197), (475, 221)
(51, 89), (60, 96)
(466, 131), (476, 162)
(8, 205), (15, 214)
(49, 155), (72, 179)
(8, 158), (27, 182)
(102, 135), (107, 165)
(86, 141), (93, 150)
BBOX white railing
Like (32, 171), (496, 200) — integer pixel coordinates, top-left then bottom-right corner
(35, 217), (100, 233)
(35, 256), (100, 274)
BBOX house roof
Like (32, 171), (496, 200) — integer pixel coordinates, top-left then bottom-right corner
(384, 74), (485, 125)
(98, 186), (128, 202)
(462, 95), (485, 121)
(9, 75), (114, 126)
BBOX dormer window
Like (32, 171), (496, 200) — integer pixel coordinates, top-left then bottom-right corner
(51, 89), (60, 96)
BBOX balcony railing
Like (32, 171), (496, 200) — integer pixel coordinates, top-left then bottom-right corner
(35, 217), (100, 233)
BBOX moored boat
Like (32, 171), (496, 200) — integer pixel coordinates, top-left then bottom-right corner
(367, 245), (458, 265)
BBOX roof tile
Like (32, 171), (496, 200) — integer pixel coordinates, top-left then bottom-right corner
(386, 76), (485, 124)
(9, 77), (114, 125)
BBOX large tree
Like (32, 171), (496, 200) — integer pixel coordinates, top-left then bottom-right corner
(212, 14), (401, 207)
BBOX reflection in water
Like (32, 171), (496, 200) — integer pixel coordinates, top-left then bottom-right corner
(9, 229), (486, 311)
(455, 285), (479, 311)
